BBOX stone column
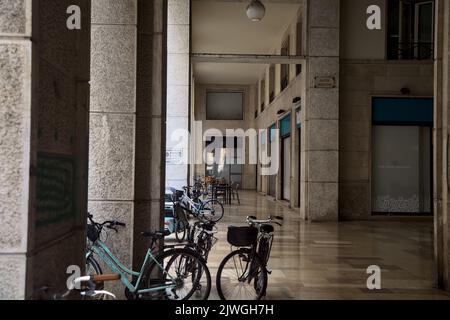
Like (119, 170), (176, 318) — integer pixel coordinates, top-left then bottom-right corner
(303, 0), (340, 221)
(89, 0), (137, 278)
(0, 0), (32, 300)
(1, 0), (91, 299)
(434, 0), (450, 291)
(90, 0), (167, 282)
(133, 0), (167, 267)
(166, 0), (190, 189)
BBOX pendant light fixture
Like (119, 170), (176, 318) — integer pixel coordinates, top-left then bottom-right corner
(246, 0), (266, 22)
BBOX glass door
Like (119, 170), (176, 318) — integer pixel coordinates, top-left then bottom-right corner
(282, 136), (291, 201)
(371, 97), (433, 215)
(205, 137), (243, 186)
(268, 125), (277, 197)
(372, 126), (431, 214)
(298, 128), (301, 207)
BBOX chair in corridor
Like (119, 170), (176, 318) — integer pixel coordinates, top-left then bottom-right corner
(231, 182), (241, 205)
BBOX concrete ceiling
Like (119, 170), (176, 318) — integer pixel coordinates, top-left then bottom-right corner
(195, 63), (267, 85)
(192, 0), (301, 85)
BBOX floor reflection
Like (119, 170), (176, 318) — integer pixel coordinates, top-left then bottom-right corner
(167, 191), (449, 300)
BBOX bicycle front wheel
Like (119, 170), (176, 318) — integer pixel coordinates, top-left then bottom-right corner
(144, 248), (211, 301)
(201, 199), (224, 222)
(85, 255), (107, 300)
(216, 248), (268, 300)
(86, 255), (103, 277)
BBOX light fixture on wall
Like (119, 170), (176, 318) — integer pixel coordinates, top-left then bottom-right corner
(246, 0), (266, 22)
(400, 87), (411, 95)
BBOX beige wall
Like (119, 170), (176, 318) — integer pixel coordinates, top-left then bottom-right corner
(193, 84), (257, 190)
(255, 73), (306, 209)
(254, 5), (305, 209)
(257, 7), (304, 112)
(341, 0), (387, 60)
(339, 61), (434, 220)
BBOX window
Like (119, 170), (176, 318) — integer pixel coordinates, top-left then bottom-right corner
(269, 65), (275, 103)
(205, 137), (243, 186)
(260, 78), (266, 112)
(206, 92), (244, 120)
(255, 84), (259, 119)
(296, 18), (303, 76)
(387, 0), (434, 60)
(280, 36), (290, 91)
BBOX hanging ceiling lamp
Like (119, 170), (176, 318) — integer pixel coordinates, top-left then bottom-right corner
(246, 0), (266, 22)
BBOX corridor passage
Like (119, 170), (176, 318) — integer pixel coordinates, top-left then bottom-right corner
(169, 191), (449, 300)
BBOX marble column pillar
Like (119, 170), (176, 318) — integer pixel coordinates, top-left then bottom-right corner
(303, 0), (340, 221)
(133, 0), (167, 268)
(0, 0), (91, 299)
(0, 0), (32, 300)
(89, 0), (137, 282)
(89, 0), (167, 283)
(166, 0), (190, 189)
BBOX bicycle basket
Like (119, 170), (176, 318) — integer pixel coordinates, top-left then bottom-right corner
(227, 226), (258, 247)
(87, 224), (100, 242)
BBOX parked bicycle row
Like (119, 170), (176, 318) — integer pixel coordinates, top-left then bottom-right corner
(60, 182), (283, 300)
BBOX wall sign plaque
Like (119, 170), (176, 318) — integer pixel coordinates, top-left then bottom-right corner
(314, 76), (336, 89)
(166, 149), (184, 165)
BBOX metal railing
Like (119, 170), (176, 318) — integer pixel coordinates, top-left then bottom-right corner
(389, 41), (434, 60)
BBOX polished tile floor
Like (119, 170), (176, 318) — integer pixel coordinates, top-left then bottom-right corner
(170, 191), (450, 300)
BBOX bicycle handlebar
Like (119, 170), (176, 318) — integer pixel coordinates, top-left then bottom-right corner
(87, 213), (126, 232)
(246, 215), (284, 227)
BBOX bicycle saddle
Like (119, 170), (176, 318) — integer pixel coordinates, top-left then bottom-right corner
(141, 229), (170, 239)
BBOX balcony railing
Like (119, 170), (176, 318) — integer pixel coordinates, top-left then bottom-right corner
(388, 41), (434, 60)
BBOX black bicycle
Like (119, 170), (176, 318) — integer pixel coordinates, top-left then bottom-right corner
(216, 215), (283, 300)
(186, 220), (218, 262)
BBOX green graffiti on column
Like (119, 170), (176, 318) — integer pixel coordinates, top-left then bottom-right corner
(36, 153), (75, 227)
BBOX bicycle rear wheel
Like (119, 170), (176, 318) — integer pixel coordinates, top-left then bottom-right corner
(201, 199), (224, 222)
(216, 248), (267, 300)
(143, 248), (211, 300)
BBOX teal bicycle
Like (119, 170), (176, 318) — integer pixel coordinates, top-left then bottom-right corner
(85, 214), (211, 300)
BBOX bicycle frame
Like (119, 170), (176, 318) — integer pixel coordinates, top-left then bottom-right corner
(181, 194), (203, 214)
(233, 232), (273, 285)
(234, 247), (262, 285)
(257, 232), (274, 266)
(86, 240), (177, 295)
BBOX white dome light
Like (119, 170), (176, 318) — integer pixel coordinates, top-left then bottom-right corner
(246, 0), (266, 22)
